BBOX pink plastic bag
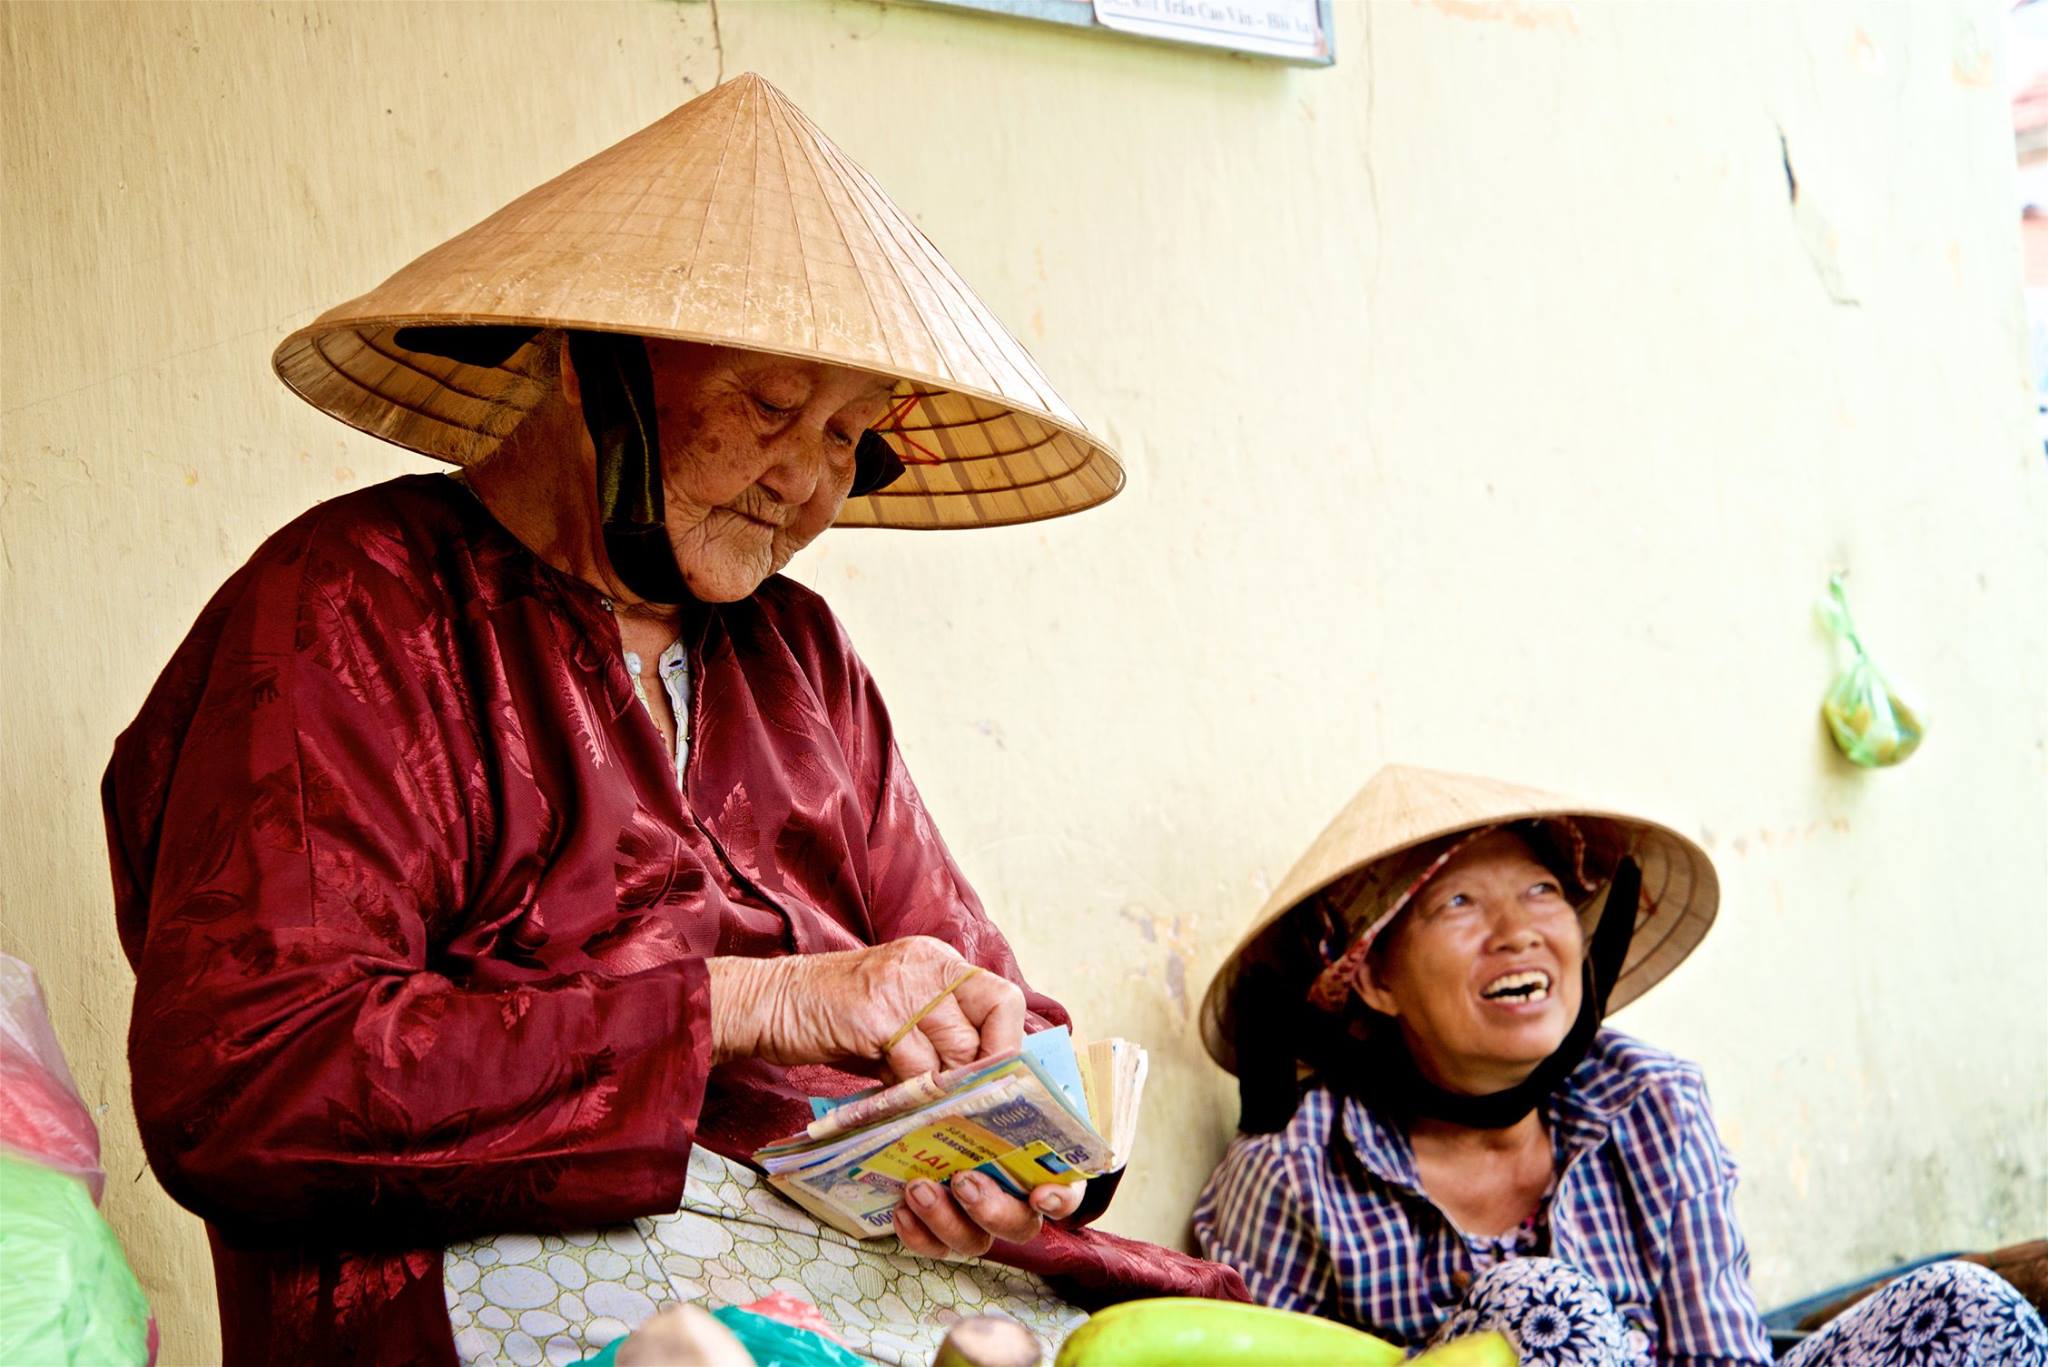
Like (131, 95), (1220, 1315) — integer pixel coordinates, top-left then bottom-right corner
(0, 952), (155, 1363)
(0, 954), (104, 1202)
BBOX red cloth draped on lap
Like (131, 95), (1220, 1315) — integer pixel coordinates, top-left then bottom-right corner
(105, 475), (1244, 1367)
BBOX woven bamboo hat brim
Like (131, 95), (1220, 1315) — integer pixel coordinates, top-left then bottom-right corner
(1200, 764), (1718, 1076)
(272, 74), (1121, 531)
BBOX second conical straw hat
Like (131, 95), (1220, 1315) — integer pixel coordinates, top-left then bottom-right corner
(273, 74), (1120, 530)
(1199, 764), (1719, 1075)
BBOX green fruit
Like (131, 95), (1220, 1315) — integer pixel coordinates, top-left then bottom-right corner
(1055, 1298), (1405, 1366)
(1822, 680), (1925, 768)
(1409, 1332), (1519, 1365)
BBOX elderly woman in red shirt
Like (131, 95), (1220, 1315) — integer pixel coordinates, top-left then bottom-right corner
(104, 75), (1238, 1367)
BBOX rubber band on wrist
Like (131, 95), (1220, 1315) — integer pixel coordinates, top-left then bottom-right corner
(883, 967), (984, 1055)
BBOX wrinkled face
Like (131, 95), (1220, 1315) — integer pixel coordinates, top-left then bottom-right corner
(1359, 830), (1586, 1092)
(639, 339), (897, 602)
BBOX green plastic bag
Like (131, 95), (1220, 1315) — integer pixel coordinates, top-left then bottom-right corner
(1819, 574), (1925, 768)
(0, 1153), (154, 1365)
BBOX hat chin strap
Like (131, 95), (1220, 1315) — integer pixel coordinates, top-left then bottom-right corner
(1364, 961), (1603, 1130)
(585, 386), (904, 601)
(568, 337), (909, 601)
(583, 362), (903, 602)
(1252, 857), (1642, 1133)
(565, 331), (694, 606)
(1363, 856), (1641, 1130)
(391, 323), (694, 603)
(394, 327), (909, 599)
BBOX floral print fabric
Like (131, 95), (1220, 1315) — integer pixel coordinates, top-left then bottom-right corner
(1781, 1260), (2048, 1367)
(447, 1148), (1086, 1365)
(1433, 1257), (2046, 1367)
(1430, 1260), (1639, 1366)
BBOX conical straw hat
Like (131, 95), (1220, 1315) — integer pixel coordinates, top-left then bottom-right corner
(272, 74), (1120, 530)
(1200, 764), (1718, 1075)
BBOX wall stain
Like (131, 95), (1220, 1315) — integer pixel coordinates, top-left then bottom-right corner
(1700, 816), (1851, 856)
(1118, 905), (1197, 1016)
(1424, 0), (1580, 35)
(1951, 31), (1994, 90)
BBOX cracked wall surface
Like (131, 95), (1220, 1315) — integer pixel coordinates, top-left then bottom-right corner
(4, 1), (2044, 1359)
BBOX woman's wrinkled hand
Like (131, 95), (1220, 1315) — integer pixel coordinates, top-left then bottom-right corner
(708, 938), (1084, 1256)
(892, 1169), (1087, 1261)
(708, 936), (1026, 1081)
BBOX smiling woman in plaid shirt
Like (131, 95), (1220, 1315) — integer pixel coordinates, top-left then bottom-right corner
(1192, 766), (2045, 1366)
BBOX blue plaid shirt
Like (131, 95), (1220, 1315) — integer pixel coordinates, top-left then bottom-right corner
(1192, 1031), (1774, 1364)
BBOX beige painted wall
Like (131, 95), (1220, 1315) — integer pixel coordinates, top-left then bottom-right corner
(4, 1), (2043, 1359)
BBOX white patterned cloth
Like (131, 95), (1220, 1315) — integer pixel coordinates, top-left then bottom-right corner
(445, 1147), (1087, 1365)
(1780, 1260), (2048, 1367)
(1429, 1256), (2048, 1367)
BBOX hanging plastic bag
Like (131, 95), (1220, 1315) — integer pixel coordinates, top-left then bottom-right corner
(0, 954), (104, 1200)
(1819, 574), (1926, 767)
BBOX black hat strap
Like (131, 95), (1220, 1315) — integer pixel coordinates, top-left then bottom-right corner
(1244, 856), (1643, 1133)
(563, 331), (691, 605)
(396, 327), (909, 604)
(1358, 855), (1642, 1129)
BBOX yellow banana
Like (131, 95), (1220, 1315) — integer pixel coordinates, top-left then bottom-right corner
(1409, 1331), (1519, 1365)
(1053, 1298), (1405, 1366)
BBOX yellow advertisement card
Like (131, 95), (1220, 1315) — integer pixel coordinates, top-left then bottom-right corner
(854, 1118), (1009, 1184)
(853, 1123), (1087, 1193)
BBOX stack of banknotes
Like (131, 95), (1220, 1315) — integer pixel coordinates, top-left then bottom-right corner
(753, 1026), (1148, 1240)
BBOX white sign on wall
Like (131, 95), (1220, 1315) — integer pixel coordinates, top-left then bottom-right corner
(1092, 0), (1327, 62)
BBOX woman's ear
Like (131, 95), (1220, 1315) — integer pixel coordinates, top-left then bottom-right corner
(1355, 952), (1401, 1017)
(554, 330), (581, 409)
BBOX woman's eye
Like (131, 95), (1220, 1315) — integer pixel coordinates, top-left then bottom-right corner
(1530, 881), (1560, 897)
(753, 396), (795, 418)
(827, 428), (855, 448)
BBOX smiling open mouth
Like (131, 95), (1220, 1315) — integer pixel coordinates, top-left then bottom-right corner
(1480, 970), (1553, 1004)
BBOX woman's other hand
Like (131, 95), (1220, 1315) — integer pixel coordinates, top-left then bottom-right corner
(893, 1170), (1088, 1260)
(708, 936), (1026, 1079)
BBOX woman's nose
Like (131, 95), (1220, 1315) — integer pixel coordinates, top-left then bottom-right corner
(1486, 907), (1542, 953)
(757, 427), (831, 506)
